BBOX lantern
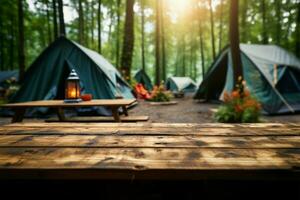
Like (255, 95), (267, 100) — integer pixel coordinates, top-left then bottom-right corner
(64, 69), (82, 103)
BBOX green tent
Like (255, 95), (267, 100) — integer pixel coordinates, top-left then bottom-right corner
(0, 70), (19, 83)
(12, 36), (134, 115)
(194, 44), (300, 115)
(165, 77), (197, 93)
(134, 69), (153, 90)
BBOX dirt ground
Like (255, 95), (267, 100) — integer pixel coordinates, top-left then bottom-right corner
(0, 94), (300, 124)
(130, 94), (300, 123)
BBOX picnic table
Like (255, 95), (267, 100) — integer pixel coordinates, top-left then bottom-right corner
(1, 99), (142, 123)
(0, 123), (299, 180)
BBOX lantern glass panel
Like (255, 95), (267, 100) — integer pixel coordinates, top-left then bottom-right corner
(64, 69), (82, 103)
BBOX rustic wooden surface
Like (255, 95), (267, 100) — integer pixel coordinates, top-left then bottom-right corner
(45, 116), (150, 123)
(0, 123), (299, 180)
(0, 99), (137, 108)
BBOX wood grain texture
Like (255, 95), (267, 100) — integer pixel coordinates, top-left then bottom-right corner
(0, 123), (299, 180)
(0, 99), (137, 108)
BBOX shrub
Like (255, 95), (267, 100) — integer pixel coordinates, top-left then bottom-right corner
(214, 77), (261, 123)
(148, 82), (173, 102)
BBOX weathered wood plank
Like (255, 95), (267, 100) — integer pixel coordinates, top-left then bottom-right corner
(0, 122), (299, 180)
(45, 116), (150, 123)
(0, 148), (299, 170)
(4, 122), (299, 128)
(0, 99), (137, 108)
(0, 126), (300, 136)
(0, 135), (299, 149)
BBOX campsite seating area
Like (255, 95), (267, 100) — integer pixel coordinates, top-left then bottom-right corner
(1, 99), (150, 123)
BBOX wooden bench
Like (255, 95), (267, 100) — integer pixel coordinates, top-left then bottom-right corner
(0, 123), (299, 180)
(0, 99), (145, 123)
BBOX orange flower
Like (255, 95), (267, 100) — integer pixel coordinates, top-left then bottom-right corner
(242, 98), (261, 111)
(231, 90), (240, 99)
(223, 91), (231, 102)
(234, 104), (243, 112)
(244, 89), (250, 97)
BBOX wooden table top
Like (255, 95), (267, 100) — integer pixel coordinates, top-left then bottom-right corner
(1, 99), (137, 108)
(0, 123), (299, 180)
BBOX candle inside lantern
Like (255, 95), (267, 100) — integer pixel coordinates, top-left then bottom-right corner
(64, 69), (82, 103)
(69, 87), (76, 98)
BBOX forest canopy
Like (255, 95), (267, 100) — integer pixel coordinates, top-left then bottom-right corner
(0, 0), (299, 83)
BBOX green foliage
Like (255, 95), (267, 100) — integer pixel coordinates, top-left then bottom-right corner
(0, 0), (299, 82)
(214, 78), (261, 123)
(214, 105), (236, 123)
(148, 83), (173, 102)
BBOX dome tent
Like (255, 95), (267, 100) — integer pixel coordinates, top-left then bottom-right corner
(194, 44), (300, 115)
(11, 36), (134, 116)
(0, 70), (19, 83)
(134, 69), (153, 91)
(165, 77), (197, 93)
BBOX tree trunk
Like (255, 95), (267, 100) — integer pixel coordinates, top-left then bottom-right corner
(85, 1), (89, 47)
(18, 0), (25, 82)
(209, 0), (216, 59)
(218, 0), (224, 52)
(78, 0), (84, 44)
(141, 0), (146, 71)
(115, 0), (121, 67)
(230, 0), (243, 86)
(261, 0), (268, 44)
(155, 0), (161, 85)
(91, 2), (95, 45)
(182, 36), (186, 76)
(240, 0), (248, 43)
(161, 0), (166, 81)
(275, 0), (282, 45)
(121, 0), (135, 82)
(10, 14), (15, 70)
(57, 0), (66, 36)
(108, 4), (114, 44)
(0, 13), (3, 70)
(198, 6), (205, 80)
(45, 0), (52, 43)
(52, 0), (58, 39)
(97, 0), (102, 54)
(295, 0), (300, 58)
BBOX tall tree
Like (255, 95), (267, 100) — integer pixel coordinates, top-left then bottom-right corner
(181, 36), (186, 76)
(240, 0), (248, 43)
(97, 0), (102, 54)
(198, 5), (205, 79)
(161, 0), (166, 81)
(261, 0), (268, 44)
(108, 3), (114, 44)
(296, 0), (300, 58)
(18, 0), (25, 82)
(140, 0), (146, 71)
(78, 0), (84, 44)
(9, 12), (15, 70)
(275, 0), (282, 44)
(57, 0), (66, 36)
(45, 0), (52, 44)
(230, 0), (243, 86)
(52, 0), (58, 39)
(209, 0), (216, 59)
(0, 9), (3, 70)
(155, 0), (161, 85)
(218, 0), (224, 52)
(91, 1), (95, 45)
(121, 0), (135, 82)
(115, 0), (121, 67)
